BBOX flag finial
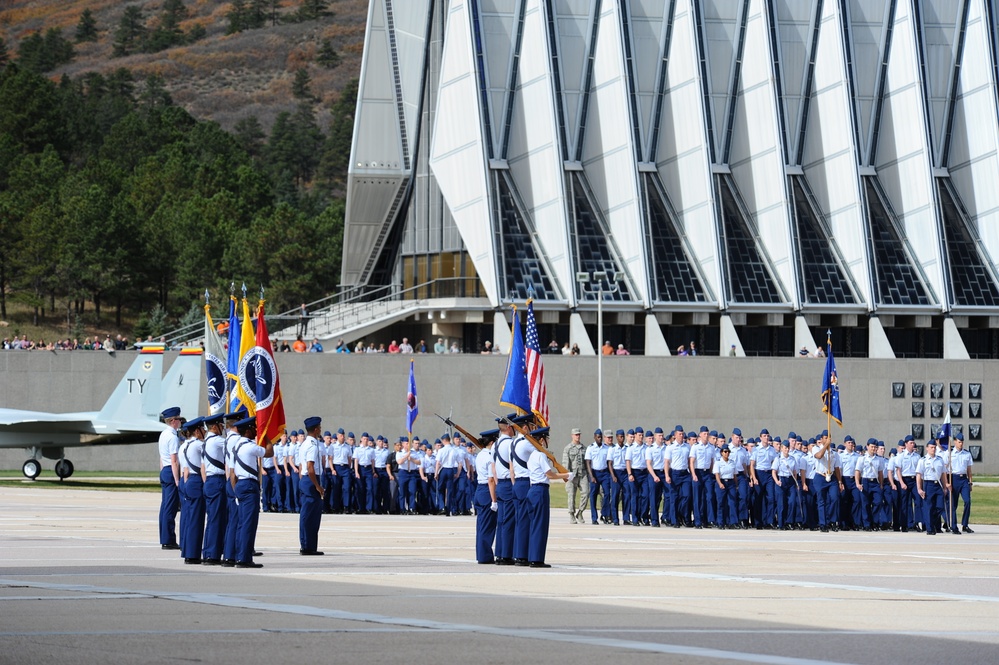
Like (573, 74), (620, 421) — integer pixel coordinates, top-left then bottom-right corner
(204, 289), (210, 305)
(241, 283), (247, 299)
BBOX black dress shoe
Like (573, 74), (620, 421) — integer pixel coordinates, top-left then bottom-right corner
(161, 544), (180, 550)
(478, 560), (495, 564)
(951, 529), (961, 535)
(528, 561), (551, 568)
(235, 561), (264, 568)
(254, 551), (263, 557)
(514, 559), (529, 567)
(221, 560), (236, 567)
(300, 550), (325, 555)
(202, 559), (222, 566)
(495, 558), (514, 566)
(963, 526), (975, 534)
(184, 558), (202, 565)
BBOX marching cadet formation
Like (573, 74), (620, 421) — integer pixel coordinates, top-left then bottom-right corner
(562, 425), (975, 536)
(157, 409), (976, 570)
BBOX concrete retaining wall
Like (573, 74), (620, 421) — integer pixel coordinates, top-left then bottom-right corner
(1, 352), (994, 473)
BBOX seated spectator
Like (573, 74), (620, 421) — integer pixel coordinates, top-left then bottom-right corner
(388, 340), (401, 354)
(279, 339), (291, 353)
(310, 338), (324, 353)
(399, 338), (413, 354)
(293, 336), (307, 353)
(481, 341), (493, 354)
(798, 346), (810, 357)
(616, 344), (630, 356)
(449, 341), (460, 353)
(366, 343), (377, 353)
(103, 335), (115, 352)
(815, 347), (825, 357)
(335, 339), (348, 353)
(601, 341), (613, 356)
(417, 339), (427, 353)
(434, 338), (446, 354)
(377, 343), (387, 353)
(355, 341), (365, 353)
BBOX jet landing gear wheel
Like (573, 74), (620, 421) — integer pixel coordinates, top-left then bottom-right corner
(22, 459), (42, 479)
(55, 459), (74, 480)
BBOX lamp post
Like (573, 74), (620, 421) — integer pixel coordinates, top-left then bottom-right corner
(576, 270), (625, 431)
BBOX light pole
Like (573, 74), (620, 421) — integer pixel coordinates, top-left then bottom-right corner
(576, 270), (625, 431)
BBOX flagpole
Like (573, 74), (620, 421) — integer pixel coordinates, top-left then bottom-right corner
(826, 331), (832, 478)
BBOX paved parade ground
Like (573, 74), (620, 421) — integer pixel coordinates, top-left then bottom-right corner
(1, 486), (998, 664)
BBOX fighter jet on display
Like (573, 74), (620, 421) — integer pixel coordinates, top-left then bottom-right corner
(0, 346), (203, 479)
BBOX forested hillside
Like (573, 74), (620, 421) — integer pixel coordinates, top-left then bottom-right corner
(0, 0), (367, 341)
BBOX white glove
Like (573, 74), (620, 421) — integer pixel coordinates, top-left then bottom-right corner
(490, 501), (498, 512)
(565, 471), (574, 484)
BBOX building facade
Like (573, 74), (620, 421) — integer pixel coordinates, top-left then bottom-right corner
(343, 0), (999, 358)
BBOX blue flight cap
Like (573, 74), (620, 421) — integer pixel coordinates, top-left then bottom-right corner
(788, 431), (797, 440)
(347, 431), (355, 439)
(759, 428), (769, 435)
(634, 427), (644, 434)
(732, 427), (742, 436)
(843, 434), (853, 442)
(904, 434), (914, 442)
(594, 428), (602, 436)
(304, 416), (322, 430)
(709, 430), (718, 438)
(362, 432), (370, 439)
(616, 429), (625, 436)
(161, 406), (181, 419)
(717, 433), (726, 441)
(337, 427), (345, 434)
(398, 436), (408, 443)
(479, 428), (499, 438)
(699, 425), (709, 433)
(224, 408), (247, 421)
(185, 416), (204, 430)
(512, 414), (534, 425)
(808, 438), (816, 445)
(773, 436), (781, 443)
(434, 438), (441, 445)
(530, 427), (550, 438)
(203, 414), (224, 427)
(441, 432), (451, 440)
(955, 432), (964, 441)
(867, 437), (877, 445)
(234, 416), (256, 431)
(323, 431), (331, 438)
(820, 429), (829, 437)
(294, 429), (303, 436)
(627, 429), (635, 436)
(686, 431), (697, 439)
(837, 444), (845, 451)
(674, 425), (684, 432)
(720, 445), (730, 452)
(889, 448), (897, 456)
(654, 427), (664, 434)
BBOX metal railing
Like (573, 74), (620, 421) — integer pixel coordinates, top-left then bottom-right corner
(162, 278), (478, 347)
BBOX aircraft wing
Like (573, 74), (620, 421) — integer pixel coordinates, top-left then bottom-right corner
(0, 409), (167, 436)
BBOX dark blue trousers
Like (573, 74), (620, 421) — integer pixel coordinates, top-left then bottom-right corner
(495, 479), (514, 559)
(202, 475), (226, 560)
(631, 470), (648, 524)
(223, 479), (238, 560)
(235, 478), (261, 563)
(159, 466), (179, 547)
(357, 466), (375, 513)
(474, 484), (497, 563)
(261, 470), (274, 511)
(671, 470), (691, 524)
(438, 467), (456, 514)
(298, 476), (322, 551)
(182, 475), (205, 559)
(512, 479), (530, 560)
(333, 464), (351, 512)
(527, 483), (551, 564)
(397, 469), (416, 512)
(923, 481), (944, 533)
(951, 475), (972, 528)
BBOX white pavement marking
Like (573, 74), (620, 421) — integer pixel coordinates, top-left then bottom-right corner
(0, 578), (860, 665)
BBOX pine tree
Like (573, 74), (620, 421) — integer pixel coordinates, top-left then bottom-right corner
(226, 0), (248, 34)
(233, 116), (265, 159)
(296, 0), (330, 22)
(76, 9), (99, 43)
(316, 38), (340, 69)
(0, 38), (8, 68)
(146, 0), (188, 52)
(113, 6), (147, 57)
(292, 68), (314, 101)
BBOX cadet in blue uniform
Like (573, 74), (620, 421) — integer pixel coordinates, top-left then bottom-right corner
(299, 416), (325, 555)
(353, 432), (376, 514)
(180, 417), (206, 563)
(176, 419), (192, 554)
(948, 433), (974, 534)
(895, 435), (921, 531)
(749, 429), (777, 529)
(526, 427), (571, 568)
(157, 406), (183, 550)
(474, 430), (499, 563)
(771, 441), (798, 530)
(713, 445), (738, 528)
(231, 416), (275, 567)
(200, 414), (227, 565)
(917, 441), (949, 535)
(373, 435), (393, 513)
(689, 426), (714, 528)
(435, 433), (460, 516)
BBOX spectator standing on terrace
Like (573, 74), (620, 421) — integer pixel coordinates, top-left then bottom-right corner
(434, 338), (446, 354)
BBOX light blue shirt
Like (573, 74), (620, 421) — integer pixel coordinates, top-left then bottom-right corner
(494, 436), (514, 479)
(690, 442), (714, 470)
(330, 441), (352, 465)
(527, 449), (552, 484)
(840, 450), (860, 477)
(204, 433), (226, 476)
(645, 444), (666, 470)
(949, 449), (973, 475)
(917, 455), (946, 482)
(354, 446), (375, 467)
(751, 445), (777, 472)
(589, 444), (610, 471)
(609, 445), (628, 470)
(897, 450), (921, 476)
(668, 442), (690, 471)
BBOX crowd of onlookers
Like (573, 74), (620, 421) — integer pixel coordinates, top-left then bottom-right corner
(274, 335), (464, 354)
(1, 333), (160, 351)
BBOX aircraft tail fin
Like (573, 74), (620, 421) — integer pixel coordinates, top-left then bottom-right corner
(97, 347), (165, 424)
(162, 348), (203, 420)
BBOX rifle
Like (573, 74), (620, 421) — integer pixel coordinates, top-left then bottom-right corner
(434, 413), (483, 450)
(491, 411), (570, 475)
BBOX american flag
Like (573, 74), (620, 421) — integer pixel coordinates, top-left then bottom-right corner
(524, 300), (549, 426)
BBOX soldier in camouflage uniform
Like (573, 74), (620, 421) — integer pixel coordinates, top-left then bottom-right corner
(562, 428), (589, 523)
